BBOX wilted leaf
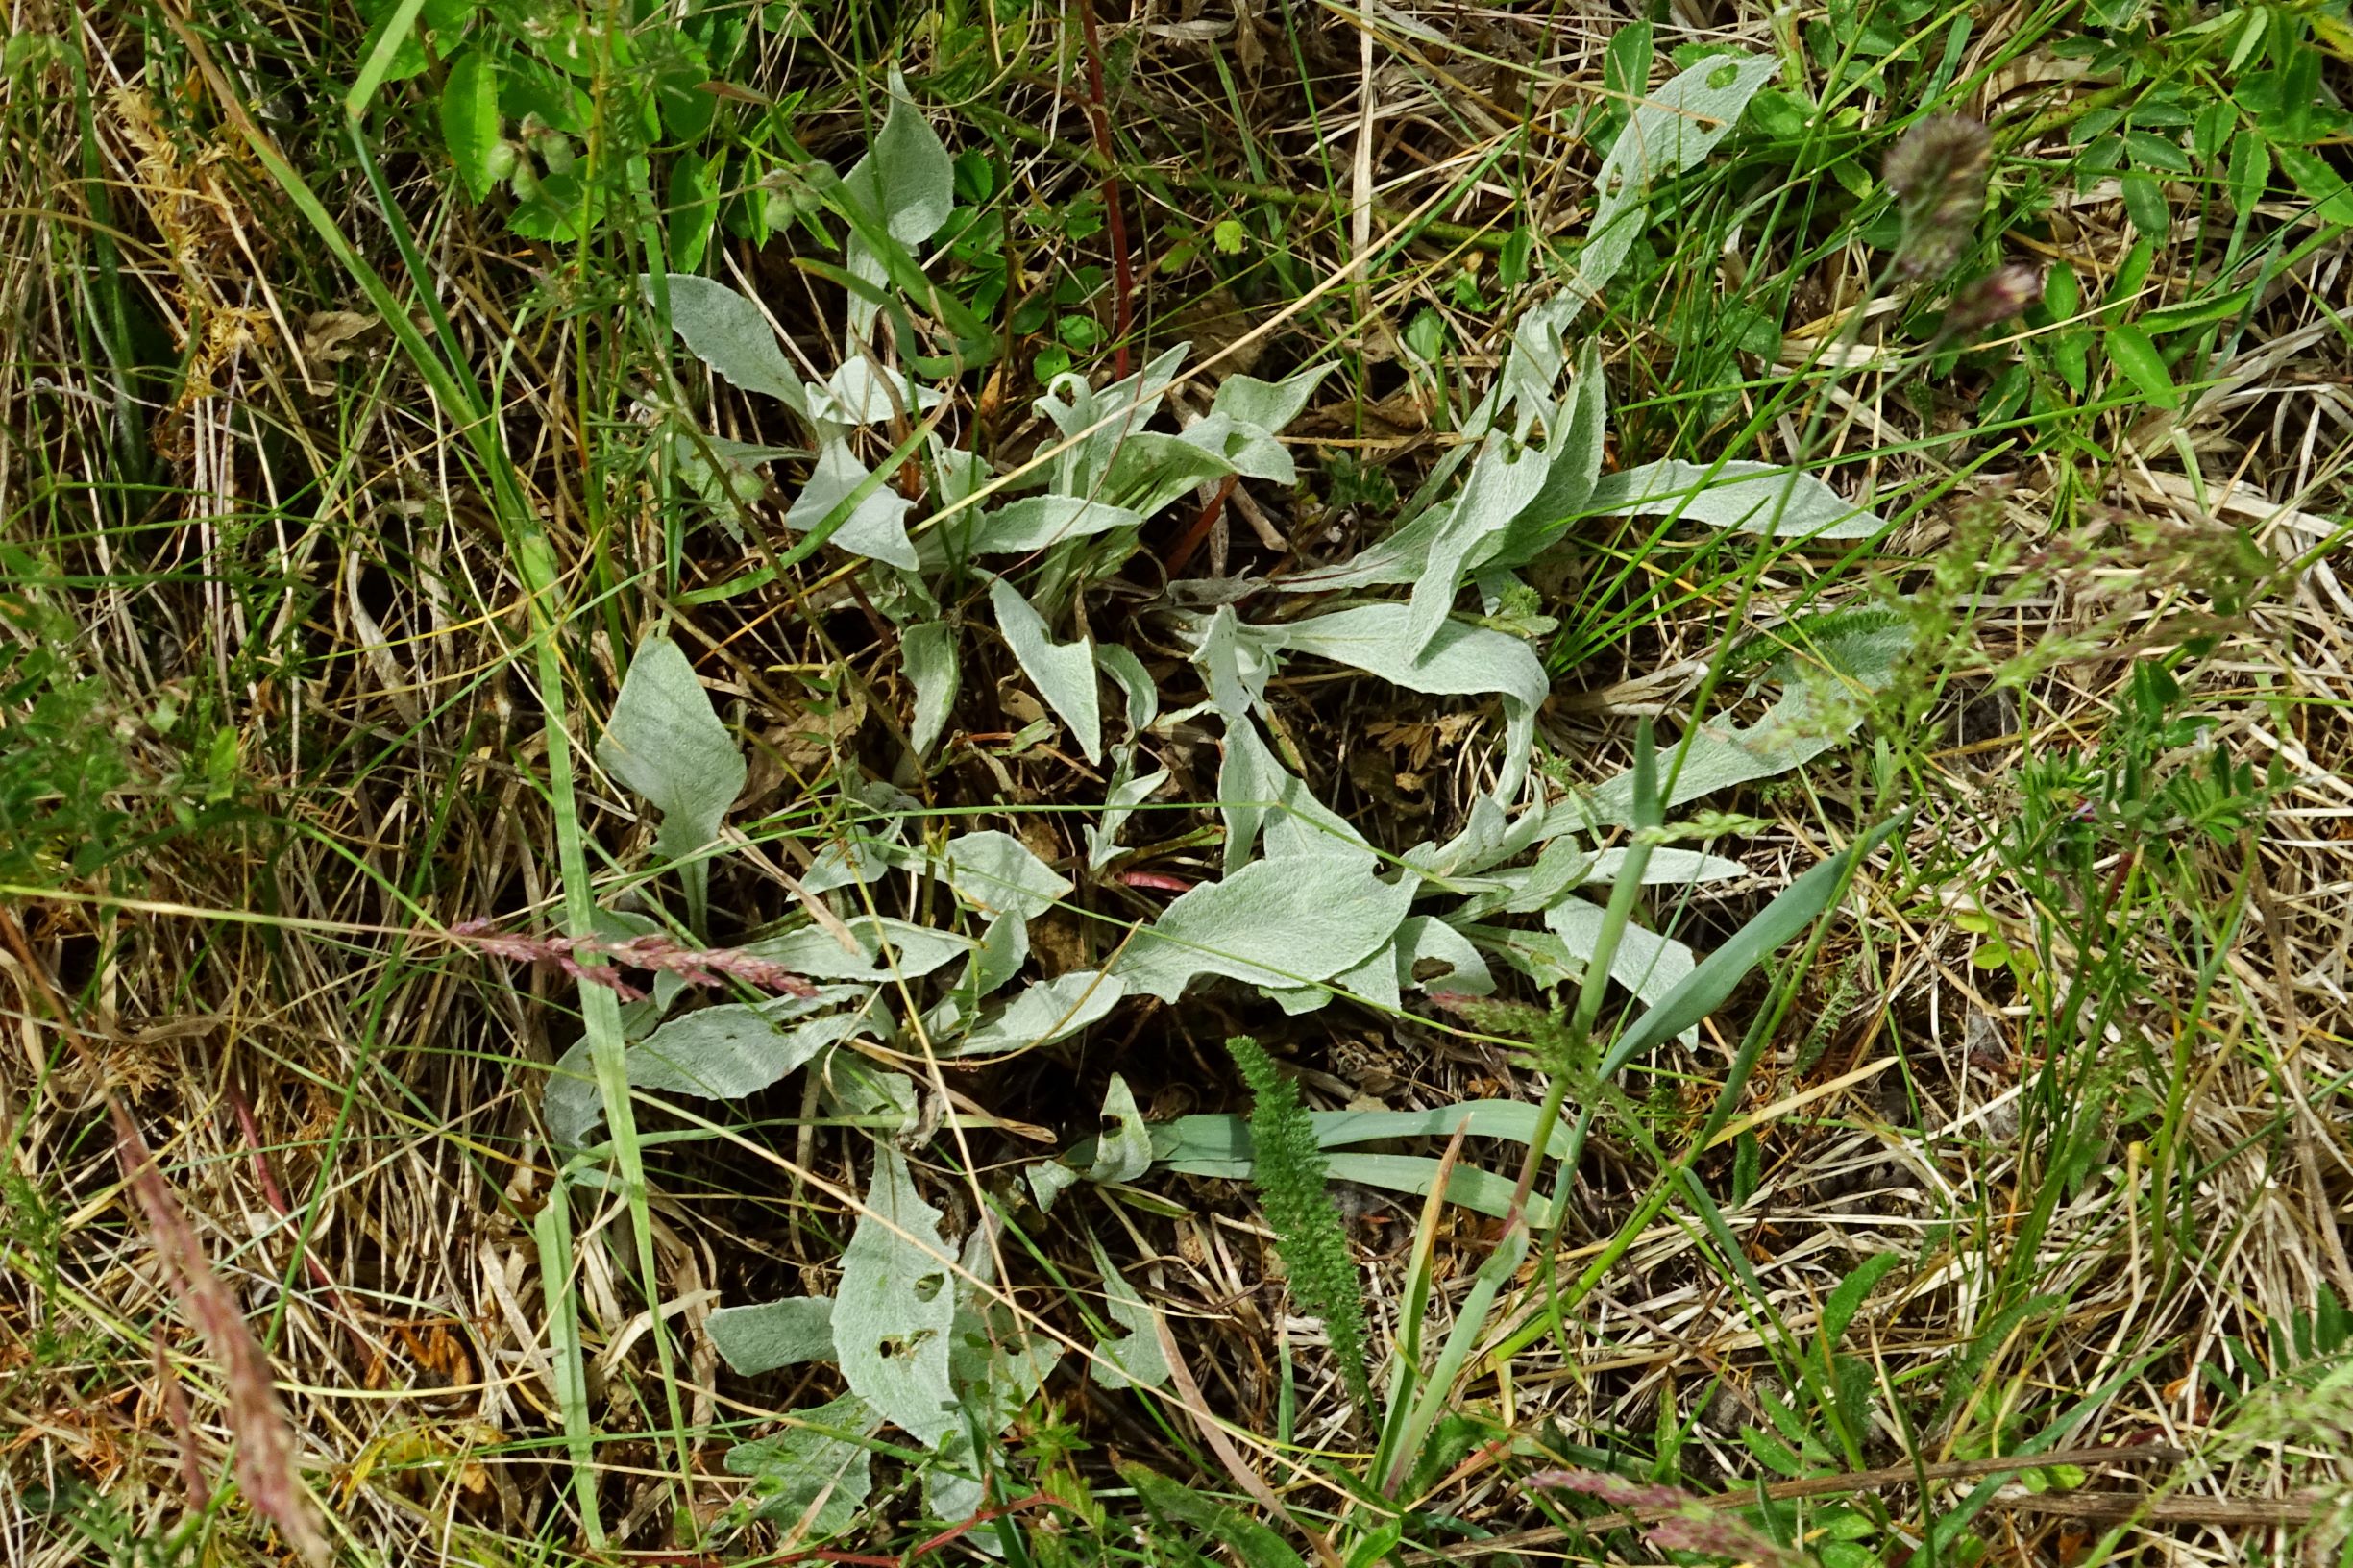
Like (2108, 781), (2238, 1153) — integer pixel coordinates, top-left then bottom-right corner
(1087, 1074), (1153, 1183)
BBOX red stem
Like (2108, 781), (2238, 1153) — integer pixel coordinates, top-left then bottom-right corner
(1072, 0), (1133, 377)
(1163, 473), (1238, 577)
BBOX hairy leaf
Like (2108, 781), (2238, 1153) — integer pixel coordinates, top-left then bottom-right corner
(990, 576), (1102, 763)
(708, 1296), (837, 1376)
(1114, 856), (1415, 1002)
(836, 1147), (958, 1445)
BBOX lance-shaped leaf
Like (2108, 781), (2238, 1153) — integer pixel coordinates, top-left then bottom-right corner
(1217, 717), (1371, 874)
(1547, 898), (1699, 1044)
(952, 969), (1127, 1057)
(1587, 459), (1887, 540)
(962, 496), (1144, 553)
(1089, 1236), (1172, 1389)
(1113, 856), (1415, 1002)
(902, 620), (959, 757)
(990, 576), (1102, 763)
(598, 636), (746, 930)
(648, 274), (813, 416)
(1404, 439), (1553, 659)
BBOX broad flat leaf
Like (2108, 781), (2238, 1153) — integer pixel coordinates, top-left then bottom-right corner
(1209, 362), (1332, 431)
(598, 636), (746, 922)
(1565, 52), (1780, 319)
(1587, 459), (1886, 540)
(748, 916), (973, 980)
(1546, 898), (1699, 1044)
(1584, 846), (1747, 887)
(936, 829), (1071, 919)
(630, 988), (879, 1101)
(1089, 1237), (1171, 1390)
(1087, 1074), (1153, 1183)
(836, 1147), (958, 1445)
(1151, 1097), (1576, 1166)
(817, 357), (948, 426)
(1255, 603), (1549, 799)
(963, 495), (1143, 553)
(1218, 718), (1371, 873)
(1396, 915), (1495, 995)
(1466, 923), (1585, 990)
(649, 274), (812, 414)
(954, 969), (1126, 1056)
(990, 577), (1101, 763)
(440, 51), (502, 202)
(840, 71), (955, 247)
(1599, 819), (1898, 1075)
(1113, 856), (1415, 1002)
(785, 440), (919, 568)
(1406, 439), (1553, 658)
(901, 620), (959, 757)
(723, 1392), (877, 1536)
(708, 1296), (837, 1375)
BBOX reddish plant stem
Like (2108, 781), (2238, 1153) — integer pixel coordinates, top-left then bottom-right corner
(226, 1085), (376, 1369)
(1162, 473), (1238, 577)
(1072, 0), (1133, 377)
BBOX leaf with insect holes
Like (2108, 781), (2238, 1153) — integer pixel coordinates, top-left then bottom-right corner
(990, 576), (1101, 764)
(962, 495), (1145, 553)
(598, 636), (746, 922)
(901, 620), (959, 757)
(1087, 1074), (1153, 1183)
(648, 274), (813, 417)
(934, 830), (1071, 919)
(1566, 52), (1780, 320)
(1113, 855), (1415, 1003)
(1588, 460), (1886, 539)
(440, 51), (502, 203)
(1397, 915), (1495, 995)
(835, 1145), (958, 1446)
(723, 1391), (877, 1534)
(707, 1296), (837, 1376)
(785, 440), (919, 568)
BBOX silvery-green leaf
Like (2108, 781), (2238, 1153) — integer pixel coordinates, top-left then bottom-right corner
(1557, 675), (1878, 831)
(1587, 459), (1885, 540)
(630, 989), (878, 1102)
(936, 829), (1071, 919)
(724, 1392), (877, 1534)
(748, 915), (974, 980)
(648, 274), (812, 416)
(1495, 295), (1579, 440)
(1332, 940), (1402, 1015)
(1452, 835), (1593, 920)
(1584, 846), (1747, 887)
(708, 1296), (837, 1376)
(598, 635), (746, 928)
(930, 440), (990, 509)
(963, 495), (1143, 552)
(1027, 1159), (1082, 1213)
(817, 357), (948, 426)
(785, 440), (919, 568)
(902, 620), (959, 758)
(1218, 717), (1371, 874)
(1254, 603), (1549, 800)
(1192, 604), (1264, 723)
(1547, 898), (1699, 1044)
(962, 913), (1029, 1001)
(1405, 439), (1552, 659)
(840, 70), (954, 247)
(1487, 340), (1607, 565)
(1467, 923), (1585, 990)
(1562, 53), (1780, 321)
(1176, 410), (1293, 483)
(990, 576), (1101, 764)
(1209, 362), (1333, 432)
(836, 1146), (958, 1445)
(1089, 1237), (1171, 1390)
(1114, 856), (1415, 1003)
(1407, 794), (1546, 881)
(1397, 916), (1494, 995)
(1088, 760), (1167, 870)
(1035, 344), (1189, 493)
(1086, 1074), (1153, 1183)
(1095, 643), (1159, 733)
(953, 970), (1126, 1056)
(1103, 430), (1238, 517)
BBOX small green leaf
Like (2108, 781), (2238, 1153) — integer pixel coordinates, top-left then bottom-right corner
(439, 50), (502, 202)
(2103, 322), (2178, 408)
(1213, 216), (1247, 254)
